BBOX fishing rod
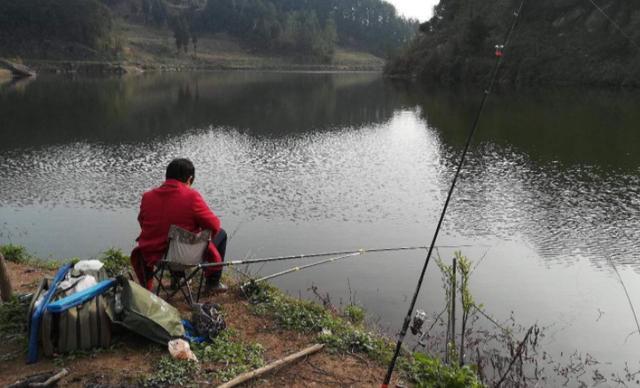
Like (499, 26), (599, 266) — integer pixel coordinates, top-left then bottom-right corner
(381, 0), (528, 385)
(197, 244), (484, 270)
(246, 251), (363, 285)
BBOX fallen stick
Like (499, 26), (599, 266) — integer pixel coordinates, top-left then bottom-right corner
(30, 369), (69, 387)
(217, 344), (325, 388)
(0, 253), (13, 301)
(8, 368), (68, 388)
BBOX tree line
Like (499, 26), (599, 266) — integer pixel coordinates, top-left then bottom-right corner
(386, 0), (640, 86)
(142, 0), (418, 61)
(0, 0), (113, 57)
(0, 0), (417, 62)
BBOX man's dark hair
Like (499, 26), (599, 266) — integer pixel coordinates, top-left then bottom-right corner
(166, 158), (195, 183)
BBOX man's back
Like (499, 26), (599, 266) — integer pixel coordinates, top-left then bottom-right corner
(136, 179), (221, 265)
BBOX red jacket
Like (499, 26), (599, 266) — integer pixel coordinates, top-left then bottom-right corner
(132, 179), (222, 269)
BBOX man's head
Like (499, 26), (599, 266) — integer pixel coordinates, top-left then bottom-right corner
(166, 158), (195, 186)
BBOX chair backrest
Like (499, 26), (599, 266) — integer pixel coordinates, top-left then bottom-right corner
(164, 225), (212, 267)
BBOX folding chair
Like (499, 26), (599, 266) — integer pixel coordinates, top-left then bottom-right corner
(154, 225), (212, 305)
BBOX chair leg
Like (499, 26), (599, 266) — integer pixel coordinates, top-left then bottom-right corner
(155, 265), (166, 296)
(167, 269), (202, 306)
(185, 279), (195, 306)
(196, 270), (204, 303)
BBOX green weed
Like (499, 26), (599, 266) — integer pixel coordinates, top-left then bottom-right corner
(0, 244), (30, 263)
(0, 296), (29, 350)
(344, 305), (365, 325)
(0, 244), (73, 270)
(99, 248), (130, 277)
(245, 281), (483, 386)
(193, 329), (265, 382)
(406, 353), (483, 388)
(144, 356), (199, 387)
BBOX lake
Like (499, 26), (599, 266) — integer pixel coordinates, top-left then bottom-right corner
(1, 72), (639, 384)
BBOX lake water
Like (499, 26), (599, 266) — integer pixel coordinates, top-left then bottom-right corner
(1, 72), (639, 384)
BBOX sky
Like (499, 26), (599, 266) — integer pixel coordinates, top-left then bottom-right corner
(388, 0), (438, 22)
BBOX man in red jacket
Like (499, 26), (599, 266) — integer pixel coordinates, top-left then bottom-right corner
(131, 158), (227, 293)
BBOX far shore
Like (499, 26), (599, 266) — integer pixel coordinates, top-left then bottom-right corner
(21, 57), (384, 77)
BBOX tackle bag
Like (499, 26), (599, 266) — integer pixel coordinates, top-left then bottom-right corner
(27, 264), (113, 361)
(106, 275), (185, 345)
(192, 303), (226, 341)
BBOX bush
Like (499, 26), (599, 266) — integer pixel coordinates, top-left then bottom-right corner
(100, 248), (130, 277)
(0, 244), (30, 263)
(407, 353), (483, 388)
(344, 305), (365, 325)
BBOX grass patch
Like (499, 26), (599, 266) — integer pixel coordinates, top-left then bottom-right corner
(248, 283), (392, 361)
(0, 296), (29, 361)
(193, 329), (265, 382)
(0, 296), (28, 340)
(141, 330), (265, 386)
(405, 353), (483, 388)
(144, 356), (199, 387)
(0, 244), (74, 270)
(245, 282), (483, 386)
(344, 305), (365, 325)
(0, 244), (30, 263)
(0, 244), (131, 274)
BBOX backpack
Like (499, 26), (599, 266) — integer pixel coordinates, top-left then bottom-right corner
(106, 275), (185, 345)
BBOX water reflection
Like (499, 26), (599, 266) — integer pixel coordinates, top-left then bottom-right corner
(0, 73), (639, 268)
(1, 72), (640, 379)
(406, 84), (640, 170)
(0, 72), (400, 149)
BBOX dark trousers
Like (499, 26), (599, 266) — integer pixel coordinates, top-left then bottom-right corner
(207, 228), (227, 283)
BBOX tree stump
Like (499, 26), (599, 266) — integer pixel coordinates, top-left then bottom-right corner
(0, 252), (13, 301)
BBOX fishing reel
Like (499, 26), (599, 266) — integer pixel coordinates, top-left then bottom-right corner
(410, 309), (427, 336)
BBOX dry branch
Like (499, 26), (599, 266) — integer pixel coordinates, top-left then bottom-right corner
(217, 344), (324, 388)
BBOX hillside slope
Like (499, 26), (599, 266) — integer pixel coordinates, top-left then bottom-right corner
(386, 0), (640, 87)
(0, 0), (412, 71)
(116, 20), (385, 70)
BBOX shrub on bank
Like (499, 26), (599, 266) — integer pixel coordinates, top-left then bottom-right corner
(245, 282), (484, 386)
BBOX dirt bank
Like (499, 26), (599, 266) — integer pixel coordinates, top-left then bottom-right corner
(0, 261), (397, 387)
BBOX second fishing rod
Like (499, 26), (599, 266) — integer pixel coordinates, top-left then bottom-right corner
(381, 0), (528, 385)
(195, 243), (484, 270)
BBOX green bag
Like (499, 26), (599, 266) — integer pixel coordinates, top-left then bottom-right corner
(107, 276), (185, 345)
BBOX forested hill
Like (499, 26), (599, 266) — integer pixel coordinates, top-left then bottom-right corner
(386, 0), (640, 87)
(0, 0), (417, 64)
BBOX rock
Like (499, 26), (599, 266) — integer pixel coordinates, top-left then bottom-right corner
(0, 59), (36, 78)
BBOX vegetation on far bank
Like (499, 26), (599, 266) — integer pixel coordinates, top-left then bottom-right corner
(386, 0), (640, 87)
(0, 0), (417, 68)
(0, 244), (483, 387)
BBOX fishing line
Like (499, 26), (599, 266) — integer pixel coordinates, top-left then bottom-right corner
(584, 0), (640, 51)
(578, 0), (640, 341)
(606, 257), (640, 339)
(381, 0), (528, 385)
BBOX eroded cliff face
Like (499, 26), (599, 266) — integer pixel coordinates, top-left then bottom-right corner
(388, 0), (640, 86)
